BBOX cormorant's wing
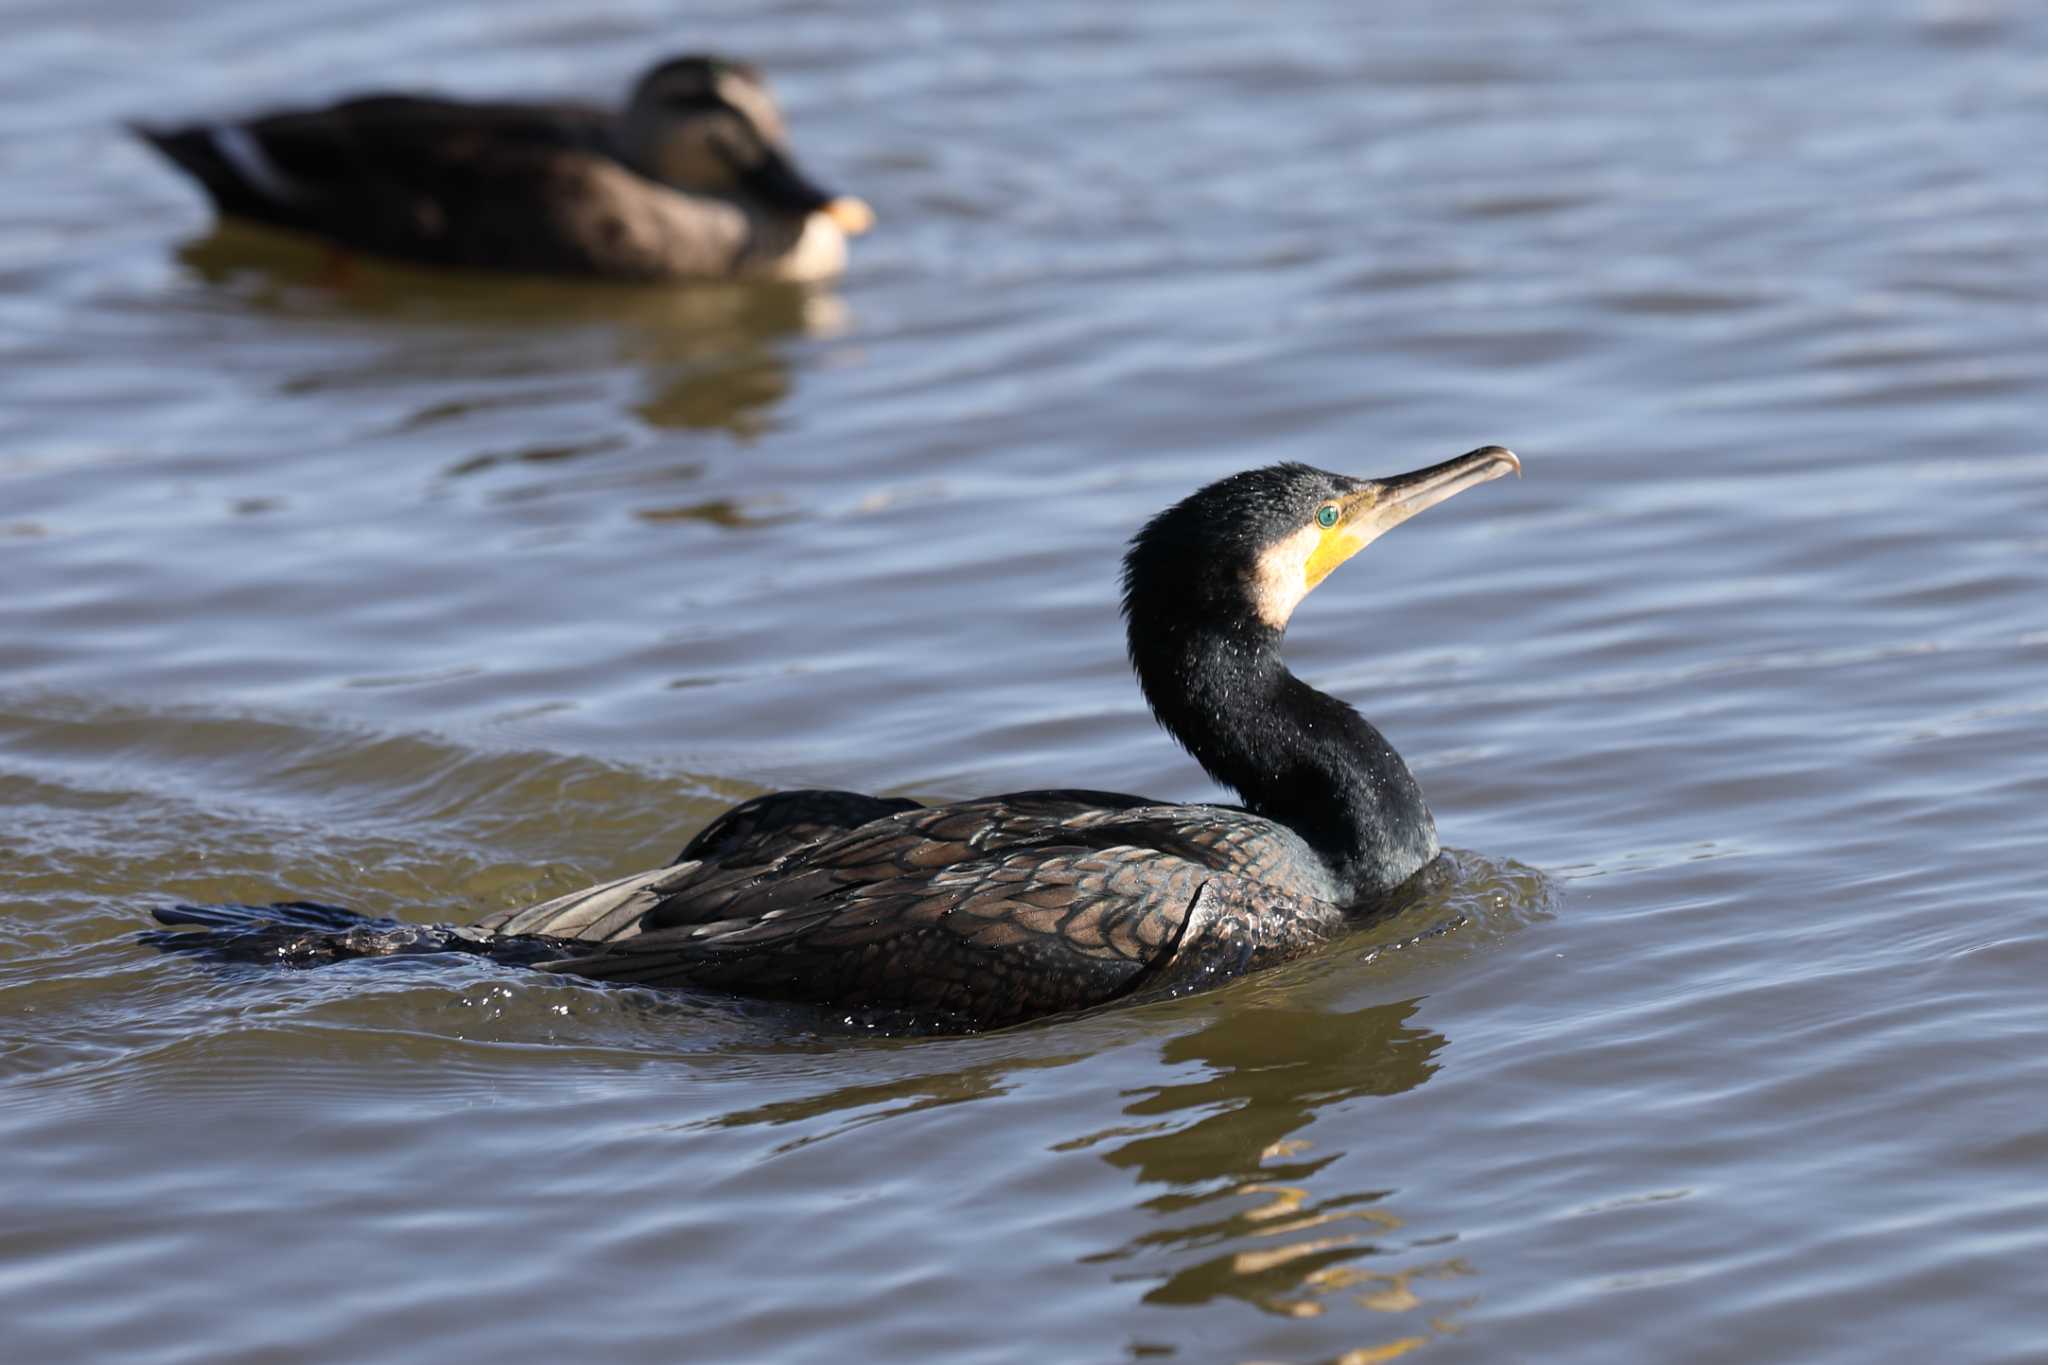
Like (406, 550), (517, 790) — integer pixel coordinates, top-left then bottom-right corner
(467, 790), (1145, 944)
(1049, 801), (1339, 899)
(473, 789), (1327, 945)
(674, 789), (924, 865)
(465, 789), (1349, 1026)
(534, 843), (1216, 1027)
(629, 791), (1167, 936)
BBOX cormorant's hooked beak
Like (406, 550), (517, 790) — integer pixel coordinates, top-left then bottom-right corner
(733, 144), (873, 235)
(1304, 446), (1520, 590)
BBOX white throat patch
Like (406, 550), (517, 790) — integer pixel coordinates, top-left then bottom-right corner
(1247, 522), (1325, 630)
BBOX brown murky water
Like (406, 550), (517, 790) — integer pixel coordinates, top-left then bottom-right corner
(4, 2), (2046, 1361)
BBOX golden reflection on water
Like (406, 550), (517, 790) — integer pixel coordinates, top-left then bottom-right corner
(1081, 999), (1482, 1349)
(175, 223), (841, 438)
(689, 992), (1476, 1354)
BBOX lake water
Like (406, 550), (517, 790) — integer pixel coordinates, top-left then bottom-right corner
(4, 1), (2046, 1361)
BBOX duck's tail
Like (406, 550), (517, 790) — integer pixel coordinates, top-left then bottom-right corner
(130, 120), (301, 223)
(144, 900), (562, 969)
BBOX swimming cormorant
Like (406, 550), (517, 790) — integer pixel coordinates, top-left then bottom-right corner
(152, 448), (1520, 1028)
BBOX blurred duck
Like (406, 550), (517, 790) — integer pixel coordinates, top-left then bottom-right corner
(133, 55), (873, 283)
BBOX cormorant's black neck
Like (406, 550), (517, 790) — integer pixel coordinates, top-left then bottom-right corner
(1114, 454), (1522, 902)
(1124, 597), (1438, 906)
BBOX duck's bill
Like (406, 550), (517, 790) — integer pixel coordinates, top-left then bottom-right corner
(821, 196), (875, 236)
(738, 146), (871, 234)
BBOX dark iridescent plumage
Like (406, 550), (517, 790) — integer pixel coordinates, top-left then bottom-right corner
(150, 452), (1519, 1029)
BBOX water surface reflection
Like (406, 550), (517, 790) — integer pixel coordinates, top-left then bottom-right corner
(1088, 1000), (1468, 1334)
(176, 224), (841, 437)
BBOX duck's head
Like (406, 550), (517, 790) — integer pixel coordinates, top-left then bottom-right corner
(621, 55), (873, 235)
(1122, 447), (1522, 642)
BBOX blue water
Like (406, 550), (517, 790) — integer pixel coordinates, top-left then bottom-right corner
(3, 1), (2046, 1361)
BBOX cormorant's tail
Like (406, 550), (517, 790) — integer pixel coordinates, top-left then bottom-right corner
(144, 900), (563, 970)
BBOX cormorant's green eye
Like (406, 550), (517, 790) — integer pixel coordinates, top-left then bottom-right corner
(1316, 505), (1339, 529)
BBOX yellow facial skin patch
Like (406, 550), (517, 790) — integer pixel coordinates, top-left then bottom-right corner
(1302, 491), (1382, 591)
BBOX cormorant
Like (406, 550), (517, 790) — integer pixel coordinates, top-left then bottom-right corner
(152, 448), (1521, 1028)
(132, 55), (873, 283)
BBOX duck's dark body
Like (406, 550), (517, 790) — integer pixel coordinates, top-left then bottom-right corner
(131, 56), (864, 282)
(149, 452), (1518, 1030)
(136, 97), (643, 275)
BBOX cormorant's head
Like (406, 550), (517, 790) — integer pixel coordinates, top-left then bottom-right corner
(1123, 447), (1520, 636)
(622, 55), (873, 235)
